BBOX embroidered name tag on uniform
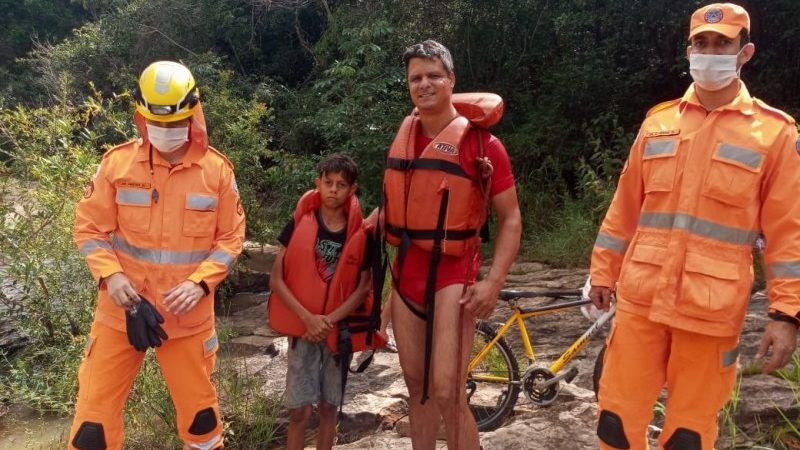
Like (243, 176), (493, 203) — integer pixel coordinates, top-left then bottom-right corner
(645, 129), (680, 138)
(119, 181), (152, 189)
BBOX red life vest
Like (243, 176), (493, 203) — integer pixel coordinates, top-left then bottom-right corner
(383, 92), (503, 257)
(267, 189), (385, 353)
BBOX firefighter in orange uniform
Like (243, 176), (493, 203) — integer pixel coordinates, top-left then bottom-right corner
(590, 4), (800, 450)
(69, 61), (245, 450)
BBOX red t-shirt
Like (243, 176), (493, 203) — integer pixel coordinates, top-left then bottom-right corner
(393, 127), (515, 305)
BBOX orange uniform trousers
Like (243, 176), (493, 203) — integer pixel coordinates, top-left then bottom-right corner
(68, 322), (222, 450)
(598, 310), (738, 450)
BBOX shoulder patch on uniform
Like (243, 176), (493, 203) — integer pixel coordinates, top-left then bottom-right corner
(646, 99), (681, 117)
(753, 98), (796, 124)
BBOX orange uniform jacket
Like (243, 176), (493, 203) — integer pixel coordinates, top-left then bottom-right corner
(592, 83), (800, 337)
(74, 107), (246, 339)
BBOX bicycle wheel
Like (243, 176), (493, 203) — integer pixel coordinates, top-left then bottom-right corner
(467, 321), (521, 431)
(592, 343), (606, 401)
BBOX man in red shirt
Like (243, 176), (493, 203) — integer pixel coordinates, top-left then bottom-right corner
(383, 39), (521, 449)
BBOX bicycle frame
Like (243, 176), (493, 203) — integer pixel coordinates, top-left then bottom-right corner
(468, 293), (616, 383)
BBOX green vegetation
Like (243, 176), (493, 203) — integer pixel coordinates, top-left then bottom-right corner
(2, 0), (799, 447)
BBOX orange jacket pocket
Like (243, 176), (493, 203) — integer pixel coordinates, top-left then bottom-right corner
(183, 193), (218, 237)
(617, 244), (667, 306)
(642, 138), (678, 194)
(116, 188), (152, 233)
(702, 143), (763, 208)
(680, 252), (747, 322)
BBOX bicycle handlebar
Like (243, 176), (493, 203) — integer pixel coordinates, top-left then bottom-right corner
(498, 289), (582, 300)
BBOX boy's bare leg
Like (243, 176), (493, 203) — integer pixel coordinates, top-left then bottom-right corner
(392, 285), (480, 450)
(286, 405), (312, 450)
(317, 401), (337, 450)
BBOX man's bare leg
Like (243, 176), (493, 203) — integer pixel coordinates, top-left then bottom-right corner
(392, 290), (441, 450)
(430, 284), (479, 450)
(392, 285), (480, 450)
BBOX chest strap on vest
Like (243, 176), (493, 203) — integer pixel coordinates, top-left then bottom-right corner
(386, 157), (471, 179)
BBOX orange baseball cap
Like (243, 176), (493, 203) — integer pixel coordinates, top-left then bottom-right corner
(689, 3), (750, 39)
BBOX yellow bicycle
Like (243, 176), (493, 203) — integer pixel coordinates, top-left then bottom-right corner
(467, 288), (616, 431)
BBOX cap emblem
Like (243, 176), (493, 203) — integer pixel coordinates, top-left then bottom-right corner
(704, 8), (723, 24)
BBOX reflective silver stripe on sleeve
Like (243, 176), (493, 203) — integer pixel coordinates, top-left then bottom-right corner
(204, 333), (219, 353)
(769, 261), (800, 279)
(721, 345), (739, 368)
(112, 235), (209, 265)
(644, 140), (677, 157)
(639, 212), (758, 246)
(208, 249), (235, 268)
(595, 232), (629, 253)
(717, 144), (763, 169)
(116, 189), (151, 206)
(79, 239), (113, 256)
(187, 434), (222, 450)
(187, 194), (218, 211)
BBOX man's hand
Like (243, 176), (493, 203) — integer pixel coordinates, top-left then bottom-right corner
(105, 272), (140, 310)
(756, 320), (798, 373)
(460, 280), (502, 319)
(163, 280), (205, 315)
(589, 285), (613, 311)
(302, 314), (333, 342)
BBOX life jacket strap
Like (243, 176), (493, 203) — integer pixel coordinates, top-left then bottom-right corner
(420, 188), (450, 404)
(386, 157), (470, 179)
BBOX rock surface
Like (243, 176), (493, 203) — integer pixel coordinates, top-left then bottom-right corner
(220, 259), (799, 450)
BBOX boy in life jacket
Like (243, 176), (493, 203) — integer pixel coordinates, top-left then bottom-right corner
(268, 153), (374, 450)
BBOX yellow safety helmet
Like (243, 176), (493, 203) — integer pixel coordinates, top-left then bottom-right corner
(133, 61), (200, 122)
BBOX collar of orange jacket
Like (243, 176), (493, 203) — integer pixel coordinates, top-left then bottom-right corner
(680, 81), (755, 116)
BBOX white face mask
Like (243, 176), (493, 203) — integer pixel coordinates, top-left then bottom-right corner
(689, 49), (743, 91)
(146, 123), (189, 153)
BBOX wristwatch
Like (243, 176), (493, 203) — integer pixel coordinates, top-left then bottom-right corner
(768, 309), (800, 329)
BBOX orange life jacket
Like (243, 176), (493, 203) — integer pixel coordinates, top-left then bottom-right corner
(267, 189), (385, 353)
(383, 92), (503, 257)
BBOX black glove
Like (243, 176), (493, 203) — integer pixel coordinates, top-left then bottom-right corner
(125, 296), (169, 351)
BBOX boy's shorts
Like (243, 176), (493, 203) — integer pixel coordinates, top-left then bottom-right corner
(284, 338), (342, 409)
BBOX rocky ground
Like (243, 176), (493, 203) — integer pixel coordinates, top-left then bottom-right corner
(219, 243), (800, 450)
(1, 241), (797, 449)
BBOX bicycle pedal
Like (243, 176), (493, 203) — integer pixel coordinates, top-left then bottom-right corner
(647, 425), (662, 440)
(564, 367), (579, 384)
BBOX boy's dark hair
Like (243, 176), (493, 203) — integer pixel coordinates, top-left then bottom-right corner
(318, 153), (358, 185)
(402, 39), (454, 75)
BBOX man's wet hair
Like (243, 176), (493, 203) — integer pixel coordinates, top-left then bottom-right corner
(402, 39), (454, 75)
(318, 153), (358, 185)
